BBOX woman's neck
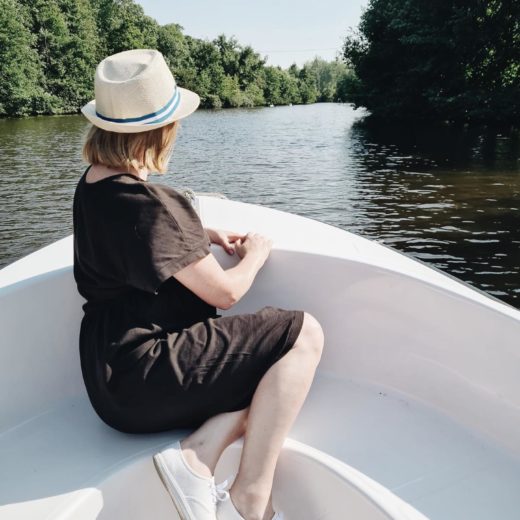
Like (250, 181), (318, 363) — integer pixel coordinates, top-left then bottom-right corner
(130, 165), (149, 181)
(89, 163), (149, 182)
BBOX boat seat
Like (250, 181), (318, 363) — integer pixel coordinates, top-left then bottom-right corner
(4, 369), (520, 520)
(0, 396), (181, 519)
(215, 438), (429, 520)
(0, 394), (427, 520)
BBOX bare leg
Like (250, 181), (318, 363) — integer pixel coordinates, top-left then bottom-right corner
(180, 407), (249, 477)
(176, 311), (324, 520)
(230, 312), (324, 520)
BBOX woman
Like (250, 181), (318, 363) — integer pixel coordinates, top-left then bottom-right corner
(73, 49), (324, 520)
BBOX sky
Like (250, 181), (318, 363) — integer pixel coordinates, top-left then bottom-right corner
(135, 0), (368, 68)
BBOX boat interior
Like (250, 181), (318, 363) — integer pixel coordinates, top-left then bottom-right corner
(1, 195), (520, 519)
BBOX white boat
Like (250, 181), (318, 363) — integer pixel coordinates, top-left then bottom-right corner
(1, 194), (520, 520)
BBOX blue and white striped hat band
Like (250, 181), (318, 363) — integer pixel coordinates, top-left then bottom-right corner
(95, 87), (181, 125)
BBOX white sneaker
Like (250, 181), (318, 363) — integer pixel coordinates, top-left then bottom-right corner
(216, 491), (246, 520)
(153, 440), (231, 520)
(216, 478), (284, 520)
(217, 498), (285, 520)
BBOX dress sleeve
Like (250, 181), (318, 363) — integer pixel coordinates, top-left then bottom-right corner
(122, 183), (211, 295)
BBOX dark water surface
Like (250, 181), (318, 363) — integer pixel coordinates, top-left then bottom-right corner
(1, 104), (519, 308)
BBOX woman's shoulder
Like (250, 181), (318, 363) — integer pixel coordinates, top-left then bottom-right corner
(140, 180), (184, 201)
(76, 171), (200, 226)
(132, 180), (208, 247)
(140, 181), (199, 220)
(105, 177), (186, 208)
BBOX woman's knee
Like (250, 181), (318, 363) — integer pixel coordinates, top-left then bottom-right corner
(292, 312), (324, 360)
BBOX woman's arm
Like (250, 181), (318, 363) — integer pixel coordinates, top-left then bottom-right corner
(173, 232), (272, 310)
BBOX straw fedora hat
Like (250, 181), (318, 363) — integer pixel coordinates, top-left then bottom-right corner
(81, 49), (200, 133)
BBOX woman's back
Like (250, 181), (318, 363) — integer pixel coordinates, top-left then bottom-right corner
(73, 165), (216, 320)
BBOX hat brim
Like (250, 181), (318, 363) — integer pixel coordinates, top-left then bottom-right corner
(80, 87), (200, 133)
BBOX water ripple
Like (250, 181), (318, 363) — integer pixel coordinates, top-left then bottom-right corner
(0, 104), (519, 308)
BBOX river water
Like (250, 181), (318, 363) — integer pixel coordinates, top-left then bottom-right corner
(1, 104), (519, 308)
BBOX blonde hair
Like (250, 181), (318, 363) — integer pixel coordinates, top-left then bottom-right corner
(82, 121), (179, 174)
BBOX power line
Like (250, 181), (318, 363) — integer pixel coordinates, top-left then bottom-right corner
(259, 47), (341, 53)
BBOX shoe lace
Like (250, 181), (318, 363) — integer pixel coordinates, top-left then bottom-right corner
(209, 474), (234, 505)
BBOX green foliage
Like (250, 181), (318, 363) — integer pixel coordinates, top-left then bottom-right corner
(343, 0), (520, 125)
(263, 67), (294, 105)
(0, 0), (51, 116)
(0, 0), (355, 117)
(304, 58), (354, 102)
(157, 23), (189, 72)
(59, 0), (100, 109)
(93, 0), (158, 55)
(16, 0), (101, 113)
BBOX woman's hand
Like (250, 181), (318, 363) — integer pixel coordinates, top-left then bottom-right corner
(234, 232), (273, 263)
(205, 228), (246, 255)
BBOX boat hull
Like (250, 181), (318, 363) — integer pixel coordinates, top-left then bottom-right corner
(1, 195), (519, 519)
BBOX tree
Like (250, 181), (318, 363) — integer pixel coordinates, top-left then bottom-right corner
(214, 34), (240, 77)
(19, 0), (100, 113)
(298, 64), (319, 104)
(56, 0), (100, 110)
(0, 0), (51, 115)
(304, 58), (352, 102)
(236, 45), (266, 89)
(23, 0), (71, 113)
(157, 23), (189, 73)
(93, 0), (158, 56)
(343, 0), (520, 125)
(336, 68), (359, 102)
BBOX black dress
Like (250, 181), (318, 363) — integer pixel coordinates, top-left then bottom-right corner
(72, 165), (304, 433)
